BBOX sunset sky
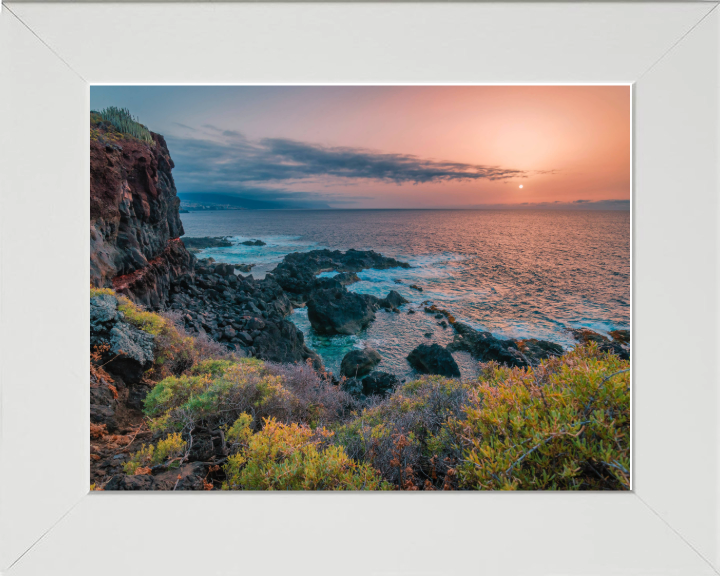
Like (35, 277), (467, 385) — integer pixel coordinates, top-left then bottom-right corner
(90, 86), (630, 210)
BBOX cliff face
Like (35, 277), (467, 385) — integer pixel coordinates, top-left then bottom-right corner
(90, 121), (193, 307)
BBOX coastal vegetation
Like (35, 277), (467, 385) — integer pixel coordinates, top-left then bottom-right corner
(91, 106), (155, 145)
(91, 289), (629, 491)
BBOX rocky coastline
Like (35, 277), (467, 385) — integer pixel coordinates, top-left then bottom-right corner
(89, 115), (630, 490)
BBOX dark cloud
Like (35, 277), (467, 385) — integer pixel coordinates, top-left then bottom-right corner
(259, 138), (527, 184)
(165, 133), (530, 197)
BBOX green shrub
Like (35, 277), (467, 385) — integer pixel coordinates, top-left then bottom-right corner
(190, 359), (239, 378)
(143, 359), (294, 433)
(455, 343), (630, 490)
(145, 358), (353, 434)
(222, 417), (388, 490)
(96, 106), (154, 145)
(123, 432), (186, 474)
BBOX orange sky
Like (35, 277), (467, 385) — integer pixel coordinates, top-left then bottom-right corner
(91, 86), (631, 209)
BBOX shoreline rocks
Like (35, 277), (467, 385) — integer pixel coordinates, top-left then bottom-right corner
(306, 283), (380, 335)
(181, 236), (233, 253)
(407, 343), (461, 377)
(448, 322), (528, 368)
(340, 348), (382, 378)
(91, 294), (155, 383)
(271, 248), (410, 298)
(570, 328), (630, 360)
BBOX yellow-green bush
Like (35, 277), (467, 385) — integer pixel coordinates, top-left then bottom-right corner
(145, 358), (353, 435)
(90, 285), (115, 298)
(143, 359), (294, 433)
(455, 343), (630, 490)
(123, 433), (186, 474)
(222, 416), (388, 490)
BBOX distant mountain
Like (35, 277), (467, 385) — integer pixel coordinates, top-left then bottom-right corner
(178, 193), (331, 210)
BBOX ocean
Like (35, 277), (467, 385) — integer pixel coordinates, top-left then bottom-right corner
(179, 209), (630, 380)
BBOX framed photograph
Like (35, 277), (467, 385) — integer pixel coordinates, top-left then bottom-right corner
(1, 2), (718, 575)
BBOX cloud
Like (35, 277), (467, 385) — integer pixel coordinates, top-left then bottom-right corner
(259, 138), (527, 184)
(165, 132), (530, 197)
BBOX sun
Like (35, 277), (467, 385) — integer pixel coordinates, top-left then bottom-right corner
(518, 184), (524, 189)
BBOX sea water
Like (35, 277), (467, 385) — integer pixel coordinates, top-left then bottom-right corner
(180, 209), (630, 380)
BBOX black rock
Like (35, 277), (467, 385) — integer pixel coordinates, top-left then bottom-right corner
(609, 329), (630, 345)
(104, 474), (156, 490)
(340, 377), (364, 399)
(306, 284), (379, 335)
(379, 290), (409, 310)
(272, 248), (410, 296)
(448, 322), (527, 368)
(241, 239), (266, 246)
(181, 236), (232, 254)
(213, 263), (236, 276)
(335, 272), (361, 286)
(516, 339), (565, 365)
(340, 348), (382, 378)
(570, 328), (630, 360)
(407, 344), (461, 377)
(362, 371), (399, 397)
(126, 384), (152, 411)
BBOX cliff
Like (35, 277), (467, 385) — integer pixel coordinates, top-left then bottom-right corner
(90, 114), (193, 307)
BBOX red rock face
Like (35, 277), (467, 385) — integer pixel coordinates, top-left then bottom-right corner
(112, 238), (194, 309)
(91, 122), (193, 306)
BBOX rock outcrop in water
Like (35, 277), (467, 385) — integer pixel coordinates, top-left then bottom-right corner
(407, 343), (461, 377)
(269, 251), (412, 335)
(271, 248), (410, 298)
(448, 322), (566, 368)
(340, 348), (382, 378)
(306, 282), (381, 335)
(181, 236), (233, 253)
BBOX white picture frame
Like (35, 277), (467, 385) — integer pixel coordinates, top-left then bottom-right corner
(0, 2), (718, 574)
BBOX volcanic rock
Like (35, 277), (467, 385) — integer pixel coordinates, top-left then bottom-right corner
(362, 371), (399, 397)
(340, 348), (382, 378)
(407, 344), (461, 377)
